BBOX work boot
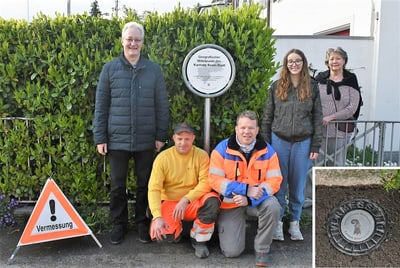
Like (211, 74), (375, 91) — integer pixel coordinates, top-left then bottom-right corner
(110, 224), (127, 245)
(255, 252), (269, 267)
(191, 239), (209, 258)
(273, 221), (284, 241)
(288, 221), (304, 241)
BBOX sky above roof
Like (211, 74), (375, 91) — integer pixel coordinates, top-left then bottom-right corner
(0, 0), (210, 21)
(0, 0), (371, 36)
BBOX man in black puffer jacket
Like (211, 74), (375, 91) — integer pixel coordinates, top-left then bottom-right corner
(93, 21), (169, 245)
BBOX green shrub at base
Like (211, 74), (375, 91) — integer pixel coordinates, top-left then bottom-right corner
(0, 5), (278, 232)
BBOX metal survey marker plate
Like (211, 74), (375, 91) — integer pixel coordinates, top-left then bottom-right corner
(326, 198), (388, 256)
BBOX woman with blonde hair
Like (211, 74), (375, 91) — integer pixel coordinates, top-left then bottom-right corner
(315, 47), (361, 166)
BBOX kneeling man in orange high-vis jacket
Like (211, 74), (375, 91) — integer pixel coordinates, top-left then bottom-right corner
(209, 110), (282, 267)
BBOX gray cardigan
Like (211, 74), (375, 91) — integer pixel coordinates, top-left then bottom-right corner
(93, 53), (169, 152)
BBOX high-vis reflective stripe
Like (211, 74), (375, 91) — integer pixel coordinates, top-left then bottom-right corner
(209, 166), (225, 177)
(150, 193), (219, 241)
(209, 137), (283, 210)
(190, 222), (214, 242)
(260, 183), (274, 196)
(265, 169), (282, 179)
(221, 196), (235, 203)
(220, 179), (230, 196)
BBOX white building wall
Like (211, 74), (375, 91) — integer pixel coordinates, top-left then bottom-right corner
(370, 0), (400, 121)
(270, 0), (374, 36)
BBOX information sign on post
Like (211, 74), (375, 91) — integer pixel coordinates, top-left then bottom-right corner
(182, 44), (236, 153)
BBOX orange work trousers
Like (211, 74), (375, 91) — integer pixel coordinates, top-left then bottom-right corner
(150, 192), (219, 241)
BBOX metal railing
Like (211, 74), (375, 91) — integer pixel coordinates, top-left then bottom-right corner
(2, 117), (399, 209)
(316, 120), (400, 167)
(3, 117), (399, 169)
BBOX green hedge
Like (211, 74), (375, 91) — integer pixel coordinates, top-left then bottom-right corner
(0, 5), (278, 217)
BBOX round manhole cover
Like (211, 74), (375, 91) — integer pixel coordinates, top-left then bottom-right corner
(326, 198), (388, 256)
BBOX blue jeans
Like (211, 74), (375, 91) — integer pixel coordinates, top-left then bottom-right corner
(271, 133), (311, 221)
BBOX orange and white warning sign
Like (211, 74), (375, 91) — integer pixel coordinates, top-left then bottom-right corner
(17, 178), (101, 247)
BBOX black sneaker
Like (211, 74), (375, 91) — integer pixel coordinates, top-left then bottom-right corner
(191, 239), (210, 258)
(138, 224), (151, 244)
(110, 225), (127, 245)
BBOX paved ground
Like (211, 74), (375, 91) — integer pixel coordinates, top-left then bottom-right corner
(1, 211), (312, 268)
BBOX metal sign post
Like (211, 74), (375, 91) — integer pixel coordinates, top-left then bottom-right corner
(182, 44), (236, 153)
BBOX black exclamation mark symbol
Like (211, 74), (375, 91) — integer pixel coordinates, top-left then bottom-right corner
(49, 199), (57, 222)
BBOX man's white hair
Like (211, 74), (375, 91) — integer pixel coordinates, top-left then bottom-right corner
(121, 22), (144, 39)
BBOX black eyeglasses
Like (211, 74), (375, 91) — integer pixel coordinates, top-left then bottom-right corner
(124, 38), (143, 44)
(287, 60), (303, 66)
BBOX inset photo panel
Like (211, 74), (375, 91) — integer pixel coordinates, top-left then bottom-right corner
(313, 167), (400, 267)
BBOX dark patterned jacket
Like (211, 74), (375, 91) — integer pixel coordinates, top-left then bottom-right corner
(93, 53), (169, 151)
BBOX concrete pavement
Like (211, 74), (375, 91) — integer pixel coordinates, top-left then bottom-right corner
(0, 215), (312, 268)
